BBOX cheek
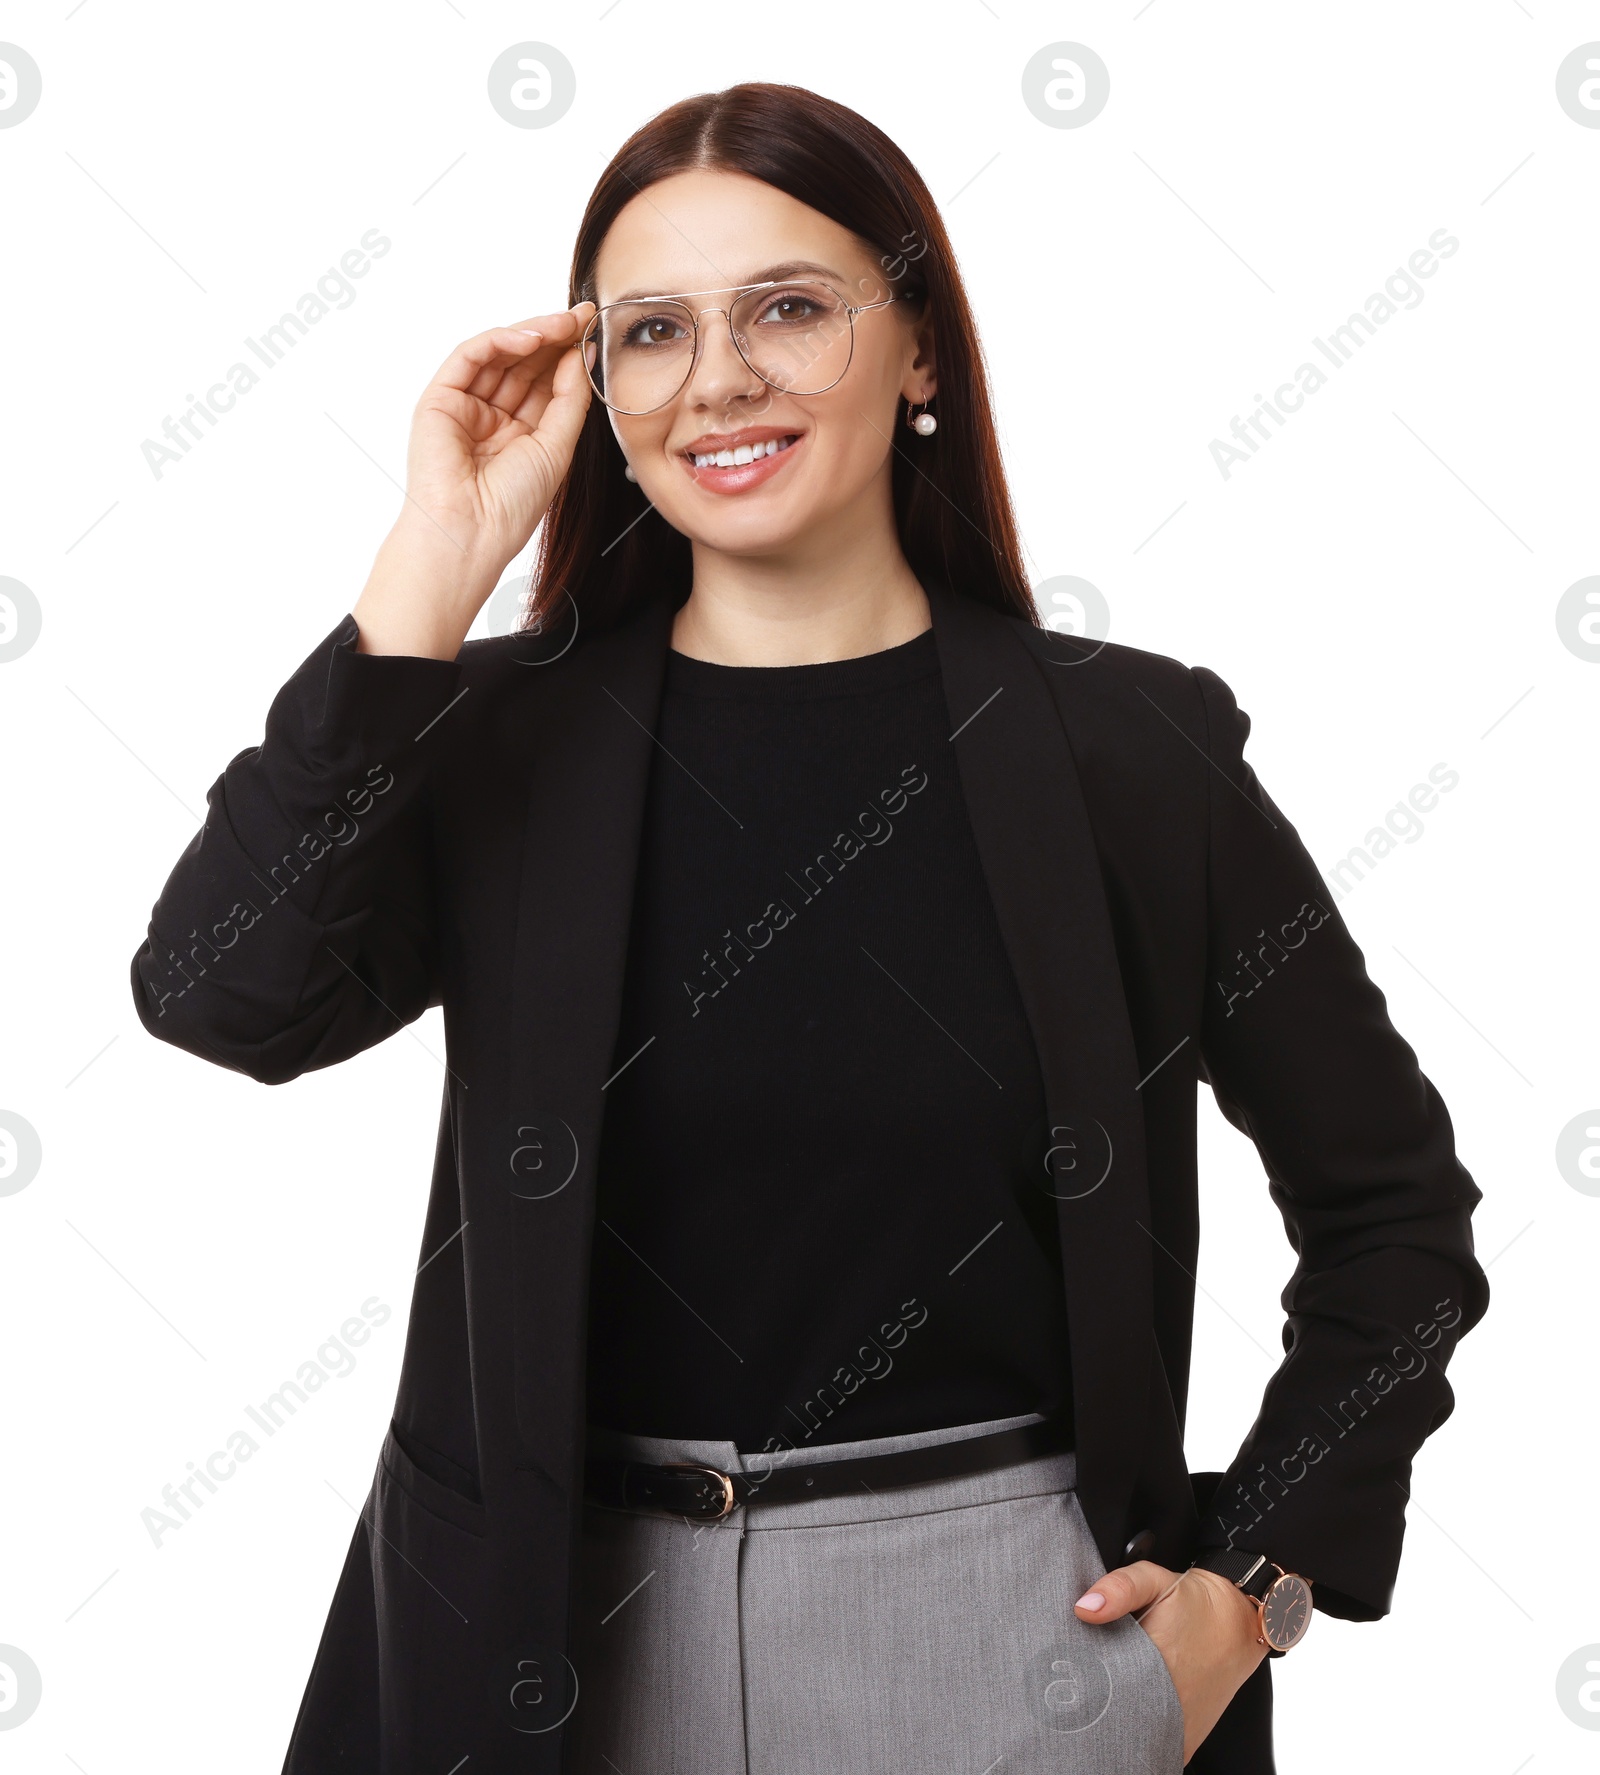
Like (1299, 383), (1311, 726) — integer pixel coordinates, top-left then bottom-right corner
(614, 416), (671, 473)
(805, 404), (894, 494)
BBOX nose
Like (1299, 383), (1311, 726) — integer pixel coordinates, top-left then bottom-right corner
(681, 306), (766, 413)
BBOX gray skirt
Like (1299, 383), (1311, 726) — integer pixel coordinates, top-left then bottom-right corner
(568, 1410), (1184, 1775)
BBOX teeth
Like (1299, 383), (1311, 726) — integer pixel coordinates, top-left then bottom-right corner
(690, 436), (795, 469)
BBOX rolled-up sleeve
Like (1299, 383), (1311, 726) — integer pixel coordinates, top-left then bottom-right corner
(131, 616), (463, 1085)
(1187, 664), (1489, 1622)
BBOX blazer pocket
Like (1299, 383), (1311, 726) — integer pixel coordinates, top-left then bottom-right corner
(379, 1419), (488, 1539)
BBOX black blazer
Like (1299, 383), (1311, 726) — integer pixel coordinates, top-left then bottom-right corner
(132, 578), (1487, 1775)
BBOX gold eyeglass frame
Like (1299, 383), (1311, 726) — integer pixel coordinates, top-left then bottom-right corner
(580, 278), (905, 415)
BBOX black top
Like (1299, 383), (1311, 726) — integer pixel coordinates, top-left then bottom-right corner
(585, 625), (1072, 1454)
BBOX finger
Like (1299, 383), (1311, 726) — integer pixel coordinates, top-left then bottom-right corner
(1074, 1561), (1176, 1623)
(428, 320), (576, 399)
(477, 344), (557, 417)
(527, 331), (594, 458)
(1131, 1572), (1186, 1625)
(428, 328), (544, 406)
(471, 303), (598, 409)
(462, 326), (569, 404)
(509, 308), (588, 340)
(478, 339), (594, 513)
(503, 318), (589, 425)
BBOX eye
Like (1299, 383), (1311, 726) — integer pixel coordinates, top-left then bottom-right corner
(751, 289), (825, 326)
(620, 312), (690, 349)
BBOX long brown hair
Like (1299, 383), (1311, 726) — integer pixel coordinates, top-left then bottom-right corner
(527, 82), (1036, 633)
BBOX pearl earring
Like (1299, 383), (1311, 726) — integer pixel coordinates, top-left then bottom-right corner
(624, 464), (638, 482)
(908, 401), (937, 436)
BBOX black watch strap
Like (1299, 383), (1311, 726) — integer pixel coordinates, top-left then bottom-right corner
(1191, 1546), (1276, 1601)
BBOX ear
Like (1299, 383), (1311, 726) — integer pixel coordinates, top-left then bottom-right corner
(901, 311), (937, 405)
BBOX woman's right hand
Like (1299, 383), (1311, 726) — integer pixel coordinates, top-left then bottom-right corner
(352, 303), (596, 659)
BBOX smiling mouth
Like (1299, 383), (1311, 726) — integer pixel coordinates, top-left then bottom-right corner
(684, 433), (801, 470)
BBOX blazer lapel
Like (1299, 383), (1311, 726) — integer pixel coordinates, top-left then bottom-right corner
(503, 593), (676, 1478)
(927, 579), (1155, 1563)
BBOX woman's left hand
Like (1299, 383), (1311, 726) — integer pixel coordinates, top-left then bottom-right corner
(1075, 1559), (1268, 1764)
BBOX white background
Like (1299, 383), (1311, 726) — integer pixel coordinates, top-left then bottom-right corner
(2, 3), (1596, 1769)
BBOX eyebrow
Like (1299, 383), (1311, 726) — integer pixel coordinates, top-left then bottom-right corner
(608, 261), (848, 304)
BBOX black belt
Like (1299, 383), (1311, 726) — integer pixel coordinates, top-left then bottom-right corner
(584, 1414), (1074, 1523)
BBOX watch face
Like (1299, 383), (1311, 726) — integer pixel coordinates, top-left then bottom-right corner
(1261, 1574), (1312, 1652)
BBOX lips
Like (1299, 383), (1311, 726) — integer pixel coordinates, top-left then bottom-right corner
(678, 429), (805, 496)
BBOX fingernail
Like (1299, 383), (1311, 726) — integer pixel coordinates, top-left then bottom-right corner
(1076, 1591), (1105, 1612)
(516, 329), (542, 338)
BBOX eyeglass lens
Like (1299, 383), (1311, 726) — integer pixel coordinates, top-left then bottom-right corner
(584, 282), (857, 414)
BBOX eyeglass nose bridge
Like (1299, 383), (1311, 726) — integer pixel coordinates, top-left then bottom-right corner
(679, 302), (767, 393)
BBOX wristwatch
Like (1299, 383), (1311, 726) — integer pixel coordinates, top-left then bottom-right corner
(1189, 1548), (1313, 1655)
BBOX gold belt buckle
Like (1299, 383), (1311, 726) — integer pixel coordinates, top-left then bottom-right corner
(658, 1461), (737, 1520)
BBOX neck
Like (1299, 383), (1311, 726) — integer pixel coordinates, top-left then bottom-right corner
(672, 505), (929, 668)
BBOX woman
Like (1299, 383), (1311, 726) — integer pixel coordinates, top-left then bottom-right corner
(132, 84), (1487, 1774)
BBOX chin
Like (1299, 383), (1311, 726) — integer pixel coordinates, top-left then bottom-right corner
(657, 496), (820, 560)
